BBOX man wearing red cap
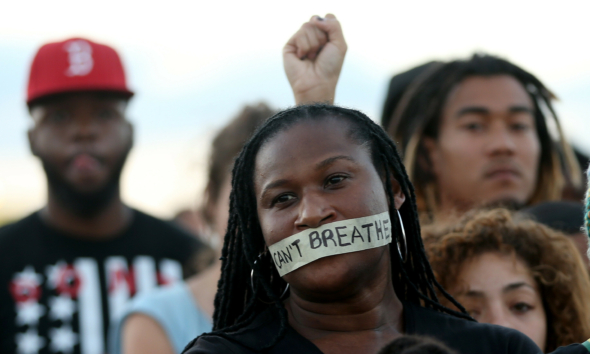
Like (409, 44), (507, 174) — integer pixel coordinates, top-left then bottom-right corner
(0, 38), (206, 354)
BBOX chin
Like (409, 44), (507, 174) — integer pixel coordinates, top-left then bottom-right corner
(285, 250), (385, 300)
(70, 180), (108, 194)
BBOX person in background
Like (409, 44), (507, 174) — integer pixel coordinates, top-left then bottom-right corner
(384, 56), (582, 222)
(380, 61), (441, 132)
(173, 209), (206, 237)
(379, 61), (589, 205)
(378, 335), (457, 354)
(284, 13), (582, 224)
(0, 38), (206, 354)
(424, 208), (590, 352)
(521, 201), (590, 273)
(111, 103), (275, 354)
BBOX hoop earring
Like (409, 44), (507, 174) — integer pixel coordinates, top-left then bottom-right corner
(250, 253), (290, 300)
(280, 284), (290, 299)
(396, 210), (408, 263)
(250, 253), (263, 290)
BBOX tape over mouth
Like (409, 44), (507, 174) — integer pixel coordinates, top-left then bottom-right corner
(268, 211), (392, 277)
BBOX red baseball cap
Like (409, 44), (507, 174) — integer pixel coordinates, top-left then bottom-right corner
(27, 37), (134, 105)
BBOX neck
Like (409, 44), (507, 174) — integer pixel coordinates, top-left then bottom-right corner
(285, 257), (403, 337)
(42, 187), (132, 239)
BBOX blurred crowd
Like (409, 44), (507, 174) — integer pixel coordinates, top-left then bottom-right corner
(1, 13), (589, 354)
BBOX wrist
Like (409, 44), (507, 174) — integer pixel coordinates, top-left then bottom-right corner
(293, 85), (336, 105)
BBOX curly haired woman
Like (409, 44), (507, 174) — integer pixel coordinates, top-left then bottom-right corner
(424, 208), (590, 352)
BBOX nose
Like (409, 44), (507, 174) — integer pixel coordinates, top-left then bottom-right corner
(71, 116), (100, 142)
(294, 191), (336, 230)
(484, 304), (513, 328)
(485, 122), (516, 157)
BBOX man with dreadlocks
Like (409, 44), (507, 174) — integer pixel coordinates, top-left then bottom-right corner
(382, 55), (583, 222)
(285, 15), (583, 224)
(181, 101), (541, 353)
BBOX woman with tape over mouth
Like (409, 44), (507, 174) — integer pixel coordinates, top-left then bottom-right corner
(182, 16), (541, 354)
(181, 103), (540, 354)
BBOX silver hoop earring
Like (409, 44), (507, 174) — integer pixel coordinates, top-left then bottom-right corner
(280, 284), (290, 299)
(251, 253), (290, 300)
(396, 210), (408, 263)
(250, 253), (263, 290)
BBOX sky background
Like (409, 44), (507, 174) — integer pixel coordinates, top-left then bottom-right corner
(1, 0), (589, 222)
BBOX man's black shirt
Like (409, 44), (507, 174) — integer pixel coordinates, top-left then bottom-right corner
(0, 210), (204, 354)
(184, 301), (542, 354)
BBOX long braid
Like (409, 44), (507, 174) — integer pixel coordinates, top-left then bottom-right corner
(207, 104), (472, 351)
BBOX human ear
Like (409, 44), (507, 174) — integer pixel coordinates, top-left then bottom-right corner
(27, 128), (39, 157)
(125, 120), (134, 149)
(389, 177), (406, 210)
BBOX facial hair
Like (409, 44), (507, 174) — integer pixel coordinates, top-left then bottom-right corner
(41, 142), (132, 218)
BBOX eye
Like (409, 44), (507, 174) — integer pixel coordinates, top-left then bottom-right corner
(512, 302), (532, 314)
(510, 122), (532, 132)
(463, 122), (484, 132)
(96, 109), (117, 121)
(466, 308), (481, 319)
(325, 174), (347, 187)
(272, 193), (296, 206)
(46, 111), (70, 124)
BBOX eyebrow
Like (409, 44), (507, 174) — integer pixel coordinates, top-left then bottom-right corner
(508, 106), (534, 114)
(462, 282), (535, 298)
(455, 105), (534, 118)
(314, 155), (356, 171)
(503, 282), (535, 293)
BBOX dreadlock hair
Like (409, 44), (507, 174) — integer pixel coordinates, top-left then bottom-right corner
(209, 103), (471, 351)
(385, 54), (581, 219)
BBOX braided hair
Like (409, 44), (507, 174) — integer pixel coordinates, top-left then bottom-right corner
(210, 104), (471, 350)
(385, 54), (581, 217)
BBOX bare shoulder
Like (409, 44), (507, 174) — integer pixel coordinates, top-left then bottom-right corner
(122, 313), (175, 354)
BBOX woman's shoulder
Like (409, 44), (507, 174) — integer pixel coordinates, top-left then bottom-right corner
(126, 282), (197, 313)
(109, 282), (212, 354)
(404, 302), (542, 354)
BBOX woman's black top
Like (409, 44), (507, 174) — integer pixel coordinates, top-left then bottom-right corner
(183, 302), (542, 354)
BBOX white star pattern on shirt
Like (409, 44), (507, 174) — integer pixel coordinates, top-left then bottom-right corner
(48, 295), (76, 321)
(45, 262), (66, 289)
(16, 301), (46, 326)
(16, 328), (46, 354)
(14, 266), (43, 285)
(49, 325), (78, 353)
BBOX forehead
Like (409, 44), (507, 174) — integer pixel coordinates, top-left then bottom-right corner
(254, 118), (369, 183)
(458, 252), (535, 292)
(444, 75), (534, 112)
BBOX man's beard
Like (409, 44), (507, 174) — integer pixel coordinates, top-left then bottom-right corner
(41, 146), (131, 218)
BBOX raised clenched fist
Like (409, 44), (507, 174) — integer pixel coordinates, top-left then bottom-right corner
(283, 14), (347, 105)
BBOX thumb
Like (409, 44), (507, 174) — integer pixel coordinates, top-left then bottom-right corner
(312, 14), (347, 54)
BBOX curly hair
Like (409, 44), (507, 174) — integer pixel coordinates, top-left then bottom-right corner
(424, 208), (590, 352)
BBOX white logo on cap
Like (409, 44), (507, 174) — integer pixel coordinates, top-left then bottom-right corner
(64, 40), (94, 77)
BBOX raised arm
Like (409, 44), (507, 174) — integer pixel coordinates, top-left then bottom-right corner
(283, 14), (347, 105)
